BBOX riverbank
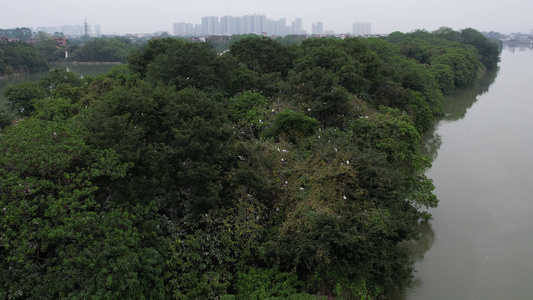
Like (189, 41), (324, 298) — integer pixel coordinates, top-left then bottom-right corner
(63, 61), (123, 65)
(0, 73), (25, 80)
(1, 63), (118, 105)
(1, 62), (122, 80)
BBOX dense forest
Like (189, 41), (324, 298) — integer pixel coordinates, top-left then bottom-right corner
(0, 27), (499, 299)
(0, 41), (49, 76)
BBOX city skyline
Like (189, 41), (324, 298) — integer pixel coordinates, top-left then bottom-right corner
(3, 0), (533, 35)
(14, 15), (370, 37)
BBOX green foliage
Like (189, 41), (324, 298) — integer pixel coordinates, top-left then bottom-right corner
(68, 37), (137, 62)
(431, 48), (481, 88)
(81, 79), (233, 218)
(34, 32), (65, 62)
(295, 39), (370, 94)
(264, 124), (423, 296)
(234, 267), (302, 299)
(459, 28), (500, 70)
(161, 195), (267, 299)
(0, 119), (164, 299)
(129, 38), (224, 95)
(38, 69), (83, 92)
(32, 97), (79, 121)
(0, 41), (49, 75)
(228, 91), (269, 138)
(262, 110), (319, 143)
(430, 63), (455, 94)
(432, 26), (460, 42)
(0, 27), (33, 42)
(0, 105), (15, 129)
(4, 81), (47, 116)
(230, 36), (293, 77)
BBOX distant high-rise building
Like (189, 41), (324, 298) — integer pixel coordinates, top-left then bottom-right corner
(60, 25), (84, 36)
(95, 25), (101, 37)
(228, 16), (243, 35)
(202, 16), (219, 35)
(312, 22), (324, 35)
(276, 18), (287, 36)
(353, 22), (371, 36)
(176, 14), (307, 37)
(194, 24), (202, 35)
(219, 16), (233, 35)
(291, 18), (303, 34)
(173, 22), (194, 36)
(35, 26), (60, 35)
(253, 14), (267, 34)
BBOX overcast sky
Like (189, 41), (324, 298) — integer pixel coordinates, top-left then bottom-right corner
(3, 0), (532, 35)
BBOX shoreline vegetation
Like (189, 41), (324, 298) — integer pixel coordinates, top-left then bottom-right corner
(1, 27), (500, 299)
(0, 62), (122, 80)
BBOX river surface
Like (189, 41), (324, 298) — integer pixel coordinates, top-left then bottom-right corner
(0, 63), (117, 105)
(392, 45), (533, 299)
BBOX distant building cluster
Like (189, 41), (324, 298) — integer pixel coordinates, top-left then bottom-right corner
(312, 22), (324, 35)
(173, 15), (307, 37)
(35, 23), (101, 37)
(353, 22), (371, 36)
(173, 15), (372, 37)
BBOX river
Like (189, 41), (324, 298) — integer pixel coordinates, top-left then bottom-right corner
(0, 63), (118, 105)
(391, 45), (533, 299)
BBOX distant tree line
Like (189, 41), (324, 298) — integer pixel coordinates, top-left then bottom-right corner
(1, 27), (499, 299)
(0, 27), (33, 42)
(0, 41), (49, 76)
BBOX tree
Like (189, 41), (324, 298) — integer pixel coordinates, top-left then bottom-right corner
(35, 32), (64, 62)
(263, 114), (435, 297)
(432, 26), (460, 42)
(0, 105), (15, 129)
(4, 81), (47, 116)
(129, 38), (225, 94)
(81, 78), (234, 219)
(431, 48), (480, 88)
(0, 118), (164, 299)
(0, 41), (49, 75)
(0, 27), (33, 42)
(229, 36), (293, 77)
(68, 38), (137, 62)
(38, 69), (83, 94)
(262, 109), (319, 144)
(459, 28), (500, 70)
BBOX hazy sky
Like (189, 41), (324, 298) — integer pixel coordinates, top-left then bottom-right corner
(3, 0), (532, 35)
